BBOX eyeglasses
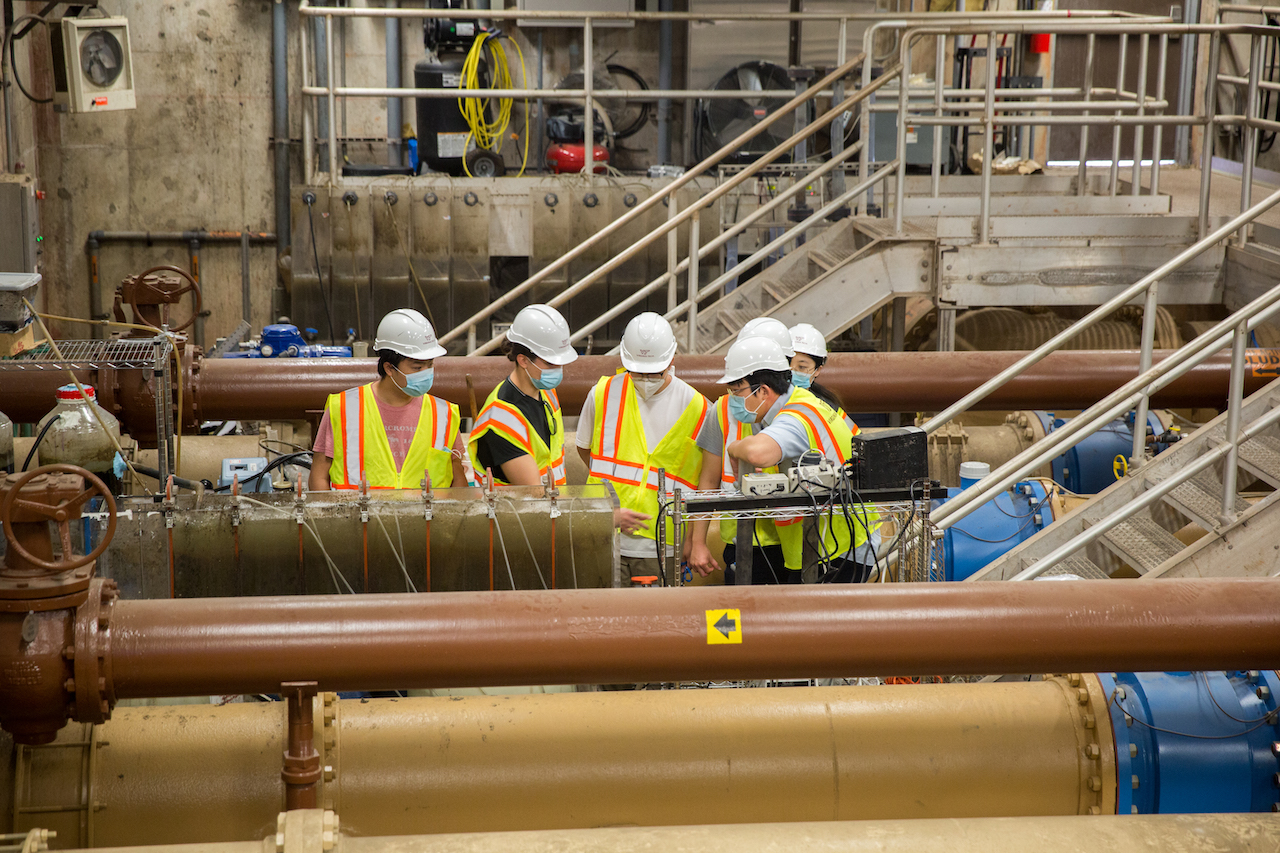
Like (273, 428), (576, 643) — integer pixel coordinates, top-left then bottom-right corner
(728, 384), (760, 399)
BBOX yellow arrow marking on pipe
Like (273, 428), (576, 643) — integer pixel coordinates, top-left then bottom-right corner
(706, 609), (742, 645)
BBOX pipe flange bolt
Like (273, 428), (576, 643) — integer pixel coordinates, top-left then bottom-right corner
(583, 193), (599, 208)
(463, 191), (479, 207)
(623, 192), (638, 208)
(424, 192), (438, 207)
(341, 191), (359, 207)
(73, 578), (118, 725)
(384, 191), (398, 206)
(544, 193), (559, 208)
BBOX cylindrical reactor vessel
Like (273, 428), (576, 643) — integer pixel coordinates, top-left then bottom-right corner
(15, 678), (1117, 848)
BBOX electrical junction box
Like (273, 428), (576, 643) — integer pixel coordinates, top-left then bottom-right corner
(219, 457), (273, 493)
(54, 16), (136, 113)
(847, 427), (929, 492)
(739, 472), (790, 497)
(0, 175), (39, 273)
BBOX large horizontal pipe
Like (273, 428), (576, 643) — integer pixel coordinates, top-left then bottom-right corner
(107, 580), (1280, 697)
(34, 814), (1280, 853)
(193, 348), (1276, 422)
(0, 350), (1268, 431)
(87, 229), (277, 243)
(27, 681), (1111, 845)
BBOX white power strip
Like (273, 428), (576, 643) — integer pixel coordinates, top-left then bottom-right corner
(740, 472), (790, 497)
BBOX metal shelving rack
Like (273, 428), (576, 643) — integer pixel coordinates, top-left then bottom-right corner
(0, 337), (176, 484)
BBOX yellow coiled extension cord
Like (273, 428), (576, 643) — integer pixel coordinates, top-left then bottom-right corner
(458, 31), (529, 177)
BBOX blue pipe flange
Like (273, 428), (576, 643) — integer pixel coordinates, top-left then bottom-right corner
(1098, 671), (1280, 814)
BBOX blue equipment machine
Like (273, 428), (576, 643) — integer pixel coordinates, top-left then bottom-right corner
(939, 462), (1055, 581)
(937, 411), (1178, 580)
(1098, 670), (1280, 814)
(222, 324), (352, 358)
(1035, 410), (1173, 494)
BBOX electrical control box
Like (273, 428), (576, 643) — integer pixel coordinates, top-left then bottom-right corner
(219, 457), (273, 493)
(847, 427), (929, 492)
(739, 472), (790, 497)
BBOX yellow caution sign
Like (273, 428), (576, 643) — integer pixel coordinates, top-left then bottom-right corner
(705, 609), (742, 645)
(1113, 454), (1129, 480)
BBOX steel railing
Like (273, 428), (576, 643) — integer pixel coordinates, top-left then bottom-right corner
(922, 22), (1280, 558)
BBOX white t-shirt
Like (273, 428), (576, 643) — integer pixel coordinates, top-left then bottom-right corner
(578, 374), (699, 557)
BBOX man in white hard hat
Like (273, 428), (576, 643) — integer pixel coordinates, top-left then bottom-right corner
(697, 335), (880, 584)
(576, 312), (709, 583)
(310, 308), (465, 490)
(684, 319), (799, 580)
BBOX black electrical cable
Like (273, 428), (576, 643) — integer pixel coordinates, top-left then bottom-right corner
(304, 197), (338, 345)
(2, 14), (52, 104)
(21, 413), (60, 472)
(1109, 686), (1278, 741)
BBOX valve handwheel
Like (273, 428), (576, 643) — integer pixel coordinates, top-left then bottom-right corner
(129, 264), (203, 334)
(1, 465), (118, 573)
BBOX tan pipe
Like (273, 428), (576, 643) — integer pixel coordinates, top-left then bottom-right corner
(17, 677), (1115, 848)
(41, 813), (1280, 853)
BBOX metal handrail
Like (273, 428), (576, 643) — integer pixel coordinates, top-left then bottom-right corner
(931, 199), (1280, 532)
(450, 55), (900, 355)
(1009, 401), (1280, 581)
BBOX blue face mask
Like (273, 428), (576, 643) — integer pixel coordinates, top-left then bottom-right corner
(395, 365), (434, 397)
(728, 390), (762, 423)
(528, 365), (563, 391)
(791, 370), (813, 389)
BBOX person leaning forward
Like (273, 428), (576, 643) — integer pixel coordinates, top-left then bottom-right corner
(310, 308), (465, 490)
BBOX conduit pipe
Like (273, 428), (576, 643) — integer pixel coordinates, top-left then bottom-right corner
(20, 679), (1118, 845)
(0, 350), (1271, 434)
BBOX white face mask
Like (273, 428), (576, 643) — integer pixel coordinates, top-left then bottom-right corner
(632, 373), (666, 400)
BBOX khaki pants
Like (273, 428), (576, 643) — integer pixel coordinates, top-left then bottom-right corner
(621, 555), (666, 586)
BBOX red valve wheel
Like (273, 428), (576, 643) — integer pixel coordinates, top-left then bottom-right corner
(1, 464), (118, 573)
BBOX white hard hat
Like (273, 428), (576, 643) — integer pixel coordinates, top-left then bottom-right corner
(507, 304), (578, 366)
(719, 336), (789, 384)
(738, 317), (796, 357)
(789, 323), (828, 359)
(620, 312), (677, 373)
(374, 308), (446, 359)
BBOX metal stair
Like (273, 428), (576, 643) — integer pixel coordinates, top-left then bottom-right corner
(671, 217), (935, 354)
(968, 378), (1280, 582)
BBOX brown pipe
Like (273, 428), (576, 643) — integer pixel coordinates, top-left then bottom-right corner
(194, 348), (1280, 422)
(104, 579), (1280, 699)
(0, 350), (1273, 434)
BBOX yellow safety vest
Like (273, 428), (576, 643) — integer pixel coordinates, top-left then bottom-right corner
(467, 383), (567, 486)
(714, 394), (783, 549)
(326, 383), (459, 489)
(771, 387), (879, 570)
(585, 374), (708, 544)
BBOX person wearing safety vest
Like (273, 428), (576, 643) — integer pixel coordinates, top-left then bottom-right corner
(310, 308), (465, 490)
(789, 322), (846, 414)
(686, 319), (799, 581)
(718, 335), (880, 583)
(468, 304), (576, 488)
(576, 312), (709, 582)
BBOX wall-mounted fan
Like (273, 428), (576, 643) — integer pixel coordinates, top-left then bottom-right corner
(696, 61), (793, 164)
(55, 16), (136, 113)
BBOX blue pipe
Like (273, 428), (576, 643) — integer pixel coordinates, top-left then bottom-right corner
(939, 473), (1054, 581)
(1034, 410), (1171, 495)
(1098, 671), (1280, 814)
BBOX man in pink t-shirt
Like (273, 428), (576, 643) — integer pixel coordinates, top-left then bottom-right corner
(309, 309), (466, 490)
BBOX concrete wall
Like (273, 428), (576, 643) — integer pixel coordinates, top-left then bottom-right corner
(25, 1), (285, 347)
